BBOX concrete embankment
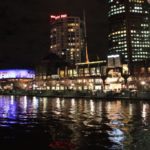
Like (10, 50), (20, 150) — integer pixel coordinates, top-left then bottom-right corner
(0, 90), (149, 100)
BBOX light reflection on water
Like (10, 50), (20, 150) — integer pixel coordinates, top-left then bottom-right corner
(0, 96), (149, 149)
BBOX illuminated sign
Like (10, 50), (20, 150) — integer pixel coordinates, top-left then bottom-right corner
(107, 54), (119, 58)
(0, 69), (35, 79)
(50, 14), (67, 20)
(107, 54), (121, 68)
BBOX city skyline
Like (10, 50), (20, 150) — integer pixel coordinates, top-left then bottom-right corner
(0, 0), (108, 68)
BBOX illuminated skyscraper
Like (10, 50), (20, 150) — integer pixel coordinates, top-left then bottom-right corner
(50, 14), (84, 65)
(108, 0), (150, 72)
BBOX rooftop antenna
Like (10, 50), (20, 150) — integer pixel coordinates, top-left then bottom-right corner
(83, 10), (89, 63)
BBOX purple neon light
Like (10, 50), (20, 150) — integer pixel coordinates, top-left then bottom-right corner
(0, 69), (35, 79)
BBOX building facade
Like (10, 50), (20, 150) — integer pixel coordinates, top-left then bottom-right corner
(108, 0), (150, 72)
(50, 14), (84, 65)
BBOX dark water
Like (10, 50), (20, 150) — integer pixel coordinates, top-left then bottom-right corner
(0, 96), (150, 150)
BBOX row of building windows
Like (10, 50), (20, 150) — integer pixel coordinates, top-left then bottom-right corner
(141, 23), (149, 27)
(109, 34), (127, 39)
(109, 0), (144, 4)
(132, 55), (148, 58)
(131, 34), (149, 38)
(68, 43), (80, 46)
(111, 30), (127, 35)
(133, 51), (148, 54)
(129, 0), (144, 3)
(110, 35), (127, 40)
(131, 44), (150, 47)
(67, 23), (79, 27)
(108, 9), (125, 16)
(130, 9), (148, 13)
(110, 38), (127, 43)
(108, 1), (148, 16)
(130, 30), (150, 33)
(115, 49), (127, 53)
(131, 41), (150, 44)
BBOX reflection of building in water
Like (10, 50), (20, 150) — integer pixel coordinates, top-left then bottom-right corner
(89, 100), (95, 115)
(32, 96), (39, 113)
(0, 96), (17, 119)
(142, 104), (149, 122)
(42, 97), (48, 113)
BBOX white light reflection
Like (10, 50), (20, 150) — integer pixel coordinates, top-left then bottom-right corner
(95, 101), (102, 117)
(90, 100), (95, 115)
(52, 98), (61, 115)
(61, 99), (65, 108)
(23, 96), (27, 112)
(129, 104), (133, 116)
(108, 128), (124, 144)
(106, 102), (112, 112)
(70, 98), (76, 114)
(71, 98), (75, 107)
(142, 104), (148, 120)
(83, 100), (88, 113)
(2, 97), (9, 118)
(56, 98), (61, 111)
(32, 96), (38, 113)
(42, 97), (47, 113)
(10, 95), (14, 105)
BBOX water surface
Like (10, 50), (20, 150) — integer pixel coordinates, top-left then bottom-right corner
(0, 95), (150, 150)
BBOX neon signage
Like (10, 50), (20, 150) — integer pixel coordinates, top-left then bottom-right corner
(0, 69), (35, 79)
(50, 14), (67, 20)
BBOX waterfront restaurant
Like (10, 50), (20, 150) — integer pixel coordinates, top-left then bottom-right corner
(33, 54), (150, 93)
(33, 55), (130, 93)
(55, 60), (107, 92)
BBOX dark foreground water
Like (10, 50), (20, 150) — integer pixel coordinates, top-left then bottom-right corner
(0, 96), (150, 150)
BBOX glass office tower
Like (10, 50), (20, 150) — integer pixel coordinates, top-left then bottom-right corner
(108, 0), (150, 72)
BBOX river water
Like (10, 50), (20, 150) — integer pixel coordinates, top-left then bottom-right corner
(0, 95), (150, 150)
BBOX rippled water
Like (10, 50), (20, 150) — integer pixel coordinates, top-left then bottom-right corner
(0, 95), (150, 150)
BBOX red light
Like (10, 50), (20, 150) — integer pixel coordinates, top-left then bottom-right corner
(50, 14), (68, 20)
(50, 15), (56, 19)
(61, 14), (67, 18)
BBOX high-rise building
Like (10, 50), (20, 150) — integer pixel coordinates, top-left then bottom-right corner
(108, 0), (150, 72)
(50, 14), (84, 65)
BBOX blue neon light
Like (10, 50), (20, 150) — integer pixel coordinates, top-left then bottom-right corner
(0, 69), (35, 79)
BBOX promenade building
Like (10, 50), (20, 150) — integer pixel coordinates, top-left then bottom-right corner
(43, 56), (129, 93)
(50, 14), (84, 65)
(0, 69), (35, 90)
(56, 60), (107, 91)
(108, 0), (150, 73)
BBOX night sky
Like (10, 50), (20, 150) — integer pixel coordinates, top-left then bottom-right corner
(0, 0), (108, 68)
